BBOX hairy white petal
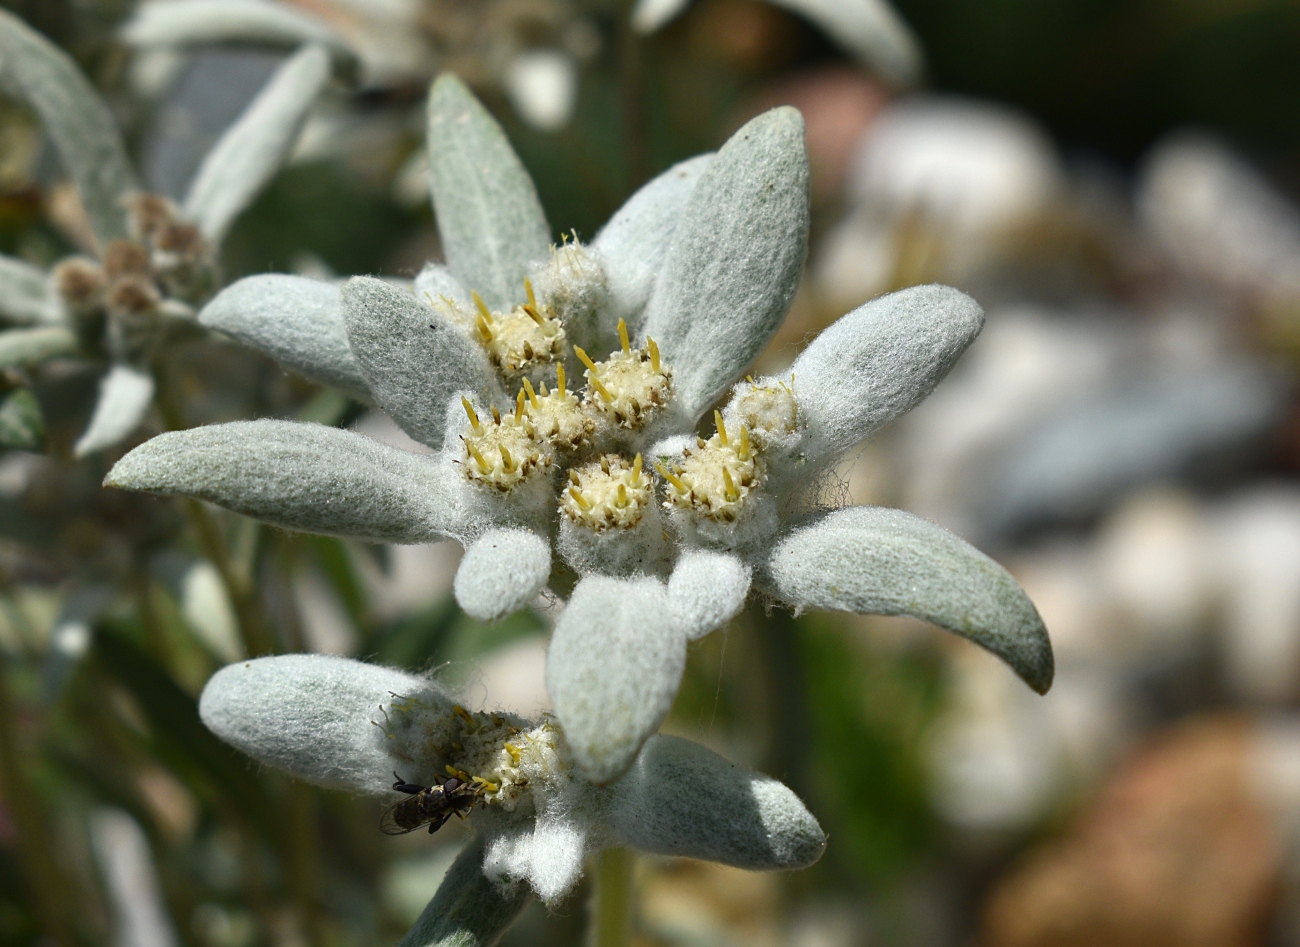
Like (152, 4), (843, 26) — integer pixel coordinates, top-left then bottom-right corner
(426, 75), (550, 309)
(592, 153), (713, 346)
(0, 325), (78, 367)
(343, 277), (498, 450)
(454, 529), (550, 623)
(667, 549), (750, 640)
(199, 654), (435, 791)
(123, 0), (348, 56)
(74, 364), (155, 457)
(642, 108), (809, 422)
(199, 274), (369, 399)
(546, 576), (687, 784)
(768, 0), (923, 86)
(106, 420), (470, 544)
(482, 816), (589, 904)
(766, 507), (1053, 693)
(609, 735), (825, 869)
(184, 45), (331, 244)
(0, 254), (53, 325)
(0, 9), (134, 245)
(398, 838), (529, 947)
(790, 284), (983, 472)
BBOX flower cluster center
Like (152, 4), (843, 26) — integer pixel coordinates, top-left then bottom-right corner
(561, 453), (652, 530)
(660, 411), (762, 522)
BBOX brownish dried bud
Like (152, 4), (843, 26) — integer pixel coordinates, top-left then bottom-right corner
(105, 276), (161, 315)
(154, 221), (206, 261)
(52, 257), (107, 308)
(125, 193), (177, 241)
(102, 240), (152, 280)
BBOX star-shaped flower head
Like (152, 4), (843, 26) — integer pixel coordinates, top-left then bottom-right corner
(107, 75), (1052, 785)
(200, 653), (824, 925)
(0, 9), (341, 455)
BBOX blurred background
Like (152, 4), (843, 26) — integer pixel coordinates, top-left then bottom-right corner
(2, 0), (1300, 944)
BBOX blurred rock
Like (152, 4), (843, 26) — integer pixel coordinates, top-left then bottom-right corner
(981, 717), (1281, 947)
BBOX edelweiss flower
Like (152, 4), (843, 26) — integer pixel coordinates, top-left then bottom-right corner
(107, 75), (1053, 784)
(0, 11), (334, 455)
(199, 653), (824, 921)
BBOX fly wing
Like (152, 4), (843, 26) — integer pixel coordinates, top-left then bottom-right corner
(379, 799), (423, 835)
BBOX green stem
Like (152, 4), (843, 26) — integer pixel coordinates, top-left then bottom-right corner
(588, 847), (635, 947)
(0, 655), (78, 947)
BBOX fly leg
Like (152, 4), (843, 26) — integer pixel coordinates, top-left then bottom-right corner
(392, 772), (425, 795)
(426, 812), (453, 835)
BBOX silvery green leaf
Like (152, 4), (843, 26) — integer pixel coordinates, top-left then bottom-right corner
(593, 153), (713, 345)
(546, 576), (687, 784)
(342, 276), (498, 449)
(642, 108), (809, 422)
(609, 735), (825, 870)
(767, 0), (923, 86)
(73, 364), (155, 458)
(180, 560), (242, 664)
(0, 325), (78, 368)
(0, 388), (44, 450)
(400, 839), (530, 947)
(106, 420), (470, 543)
(765, 507), (1053, 693)
(667, 549), (750, 641)
(123, 0), (349, 57)
(0, 9), (134, 246)
(426, 74), (550, 309)
(199, 653), (434, 791)
(183, 45), (331, 244)
(198, 275), (370, 400)
(454, 529), (550, 624)
(790, 284), (983, 472)
(412, 263), (471, 309)
(0, 253), (53, 325)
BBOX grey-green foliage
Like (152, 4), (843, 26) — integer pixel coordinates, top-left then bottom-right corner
(0, 326), (78, 368)
(0, 389), (44, 450)
(396, 841), (530, 947)
(123, 0), (348, 57)
(765, 506), (1054, 693)
(73, 365), (156, 459)
(0, 9), (135, 246)
(426, 75), (550, 310)
(641, 106), (809, 421)
(0, 254), (53, 325)
(105, 420), (468, 544)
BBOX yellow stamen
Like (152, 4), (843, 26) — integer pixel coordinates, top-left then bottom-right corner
(490, 406), (501, 424)
(475, 313), (493, 342)
(648, 338), (661, 372)
(465, 442), (491, 474)
(524, 277), (537, 310)
(504, 742), (522, 765)
(631, 453), (643, 484)
(452, 705), (476, 726)
(568, 469), (581, 486)
(722, 467), (739, 502)
(471, 291), (492, 321)
(556, 364), (567, 397)
(461, 397), (482, 432)
(499, 445), (515, 473)
(574, 346), (599, 373)
(715, 410), (728, 446)
(523, 303), (544, 325)
(446, 765), (470, 781)
(656, 462), (687, 492)
(568, 486), (592, 511)
(472, 776), (499, 792)
(617, 318), (631, 354)
(514, 389), (526, 422)
(616, 483), (628, 508)
(738, 424), (750, 461)
(588, 375), (613, 402)
(574, 347), (612, 400)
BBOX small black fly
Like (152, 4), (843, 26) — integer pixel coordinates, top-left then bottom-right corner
(380, 772), (483, 835)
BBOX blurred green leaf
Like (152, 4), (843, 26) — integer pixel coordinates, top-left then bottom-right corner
(0, 388), (43, 450)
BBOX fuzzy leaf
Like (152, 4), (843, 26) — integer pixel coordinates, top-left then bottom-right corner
(342, 277), (497, 449)
(399, 839), (530, 947)
(641, 108), (808, 422)
(426, 74), (550, 309)
(667, 549), (750, 641)
(106, 420), (469, 543)
(0, 9), (134, 246)
(0, 253), (52, 324)
(593, 153), (713, 342)
(765, 506), (1053, 693)
(74, 363), (155, 457)
(184, 45), (331, 244)
(482, 816), (589, 905)
(123, 0), (349, 57)
(199, 653), (435, 791)
(199, 274), (369, 400)
(609, 735), (825, 869)
(546, 576), (687, 784)
(0, 388), (44, 450)
(0, 325), (77, 367)
(454, 528), (550, 624)
(789, 284), (984, 472)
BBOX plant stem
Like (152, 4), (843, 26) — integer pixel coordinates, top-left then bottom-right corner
(0, 654), (78, 947)
(588, 847), (635, 947)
